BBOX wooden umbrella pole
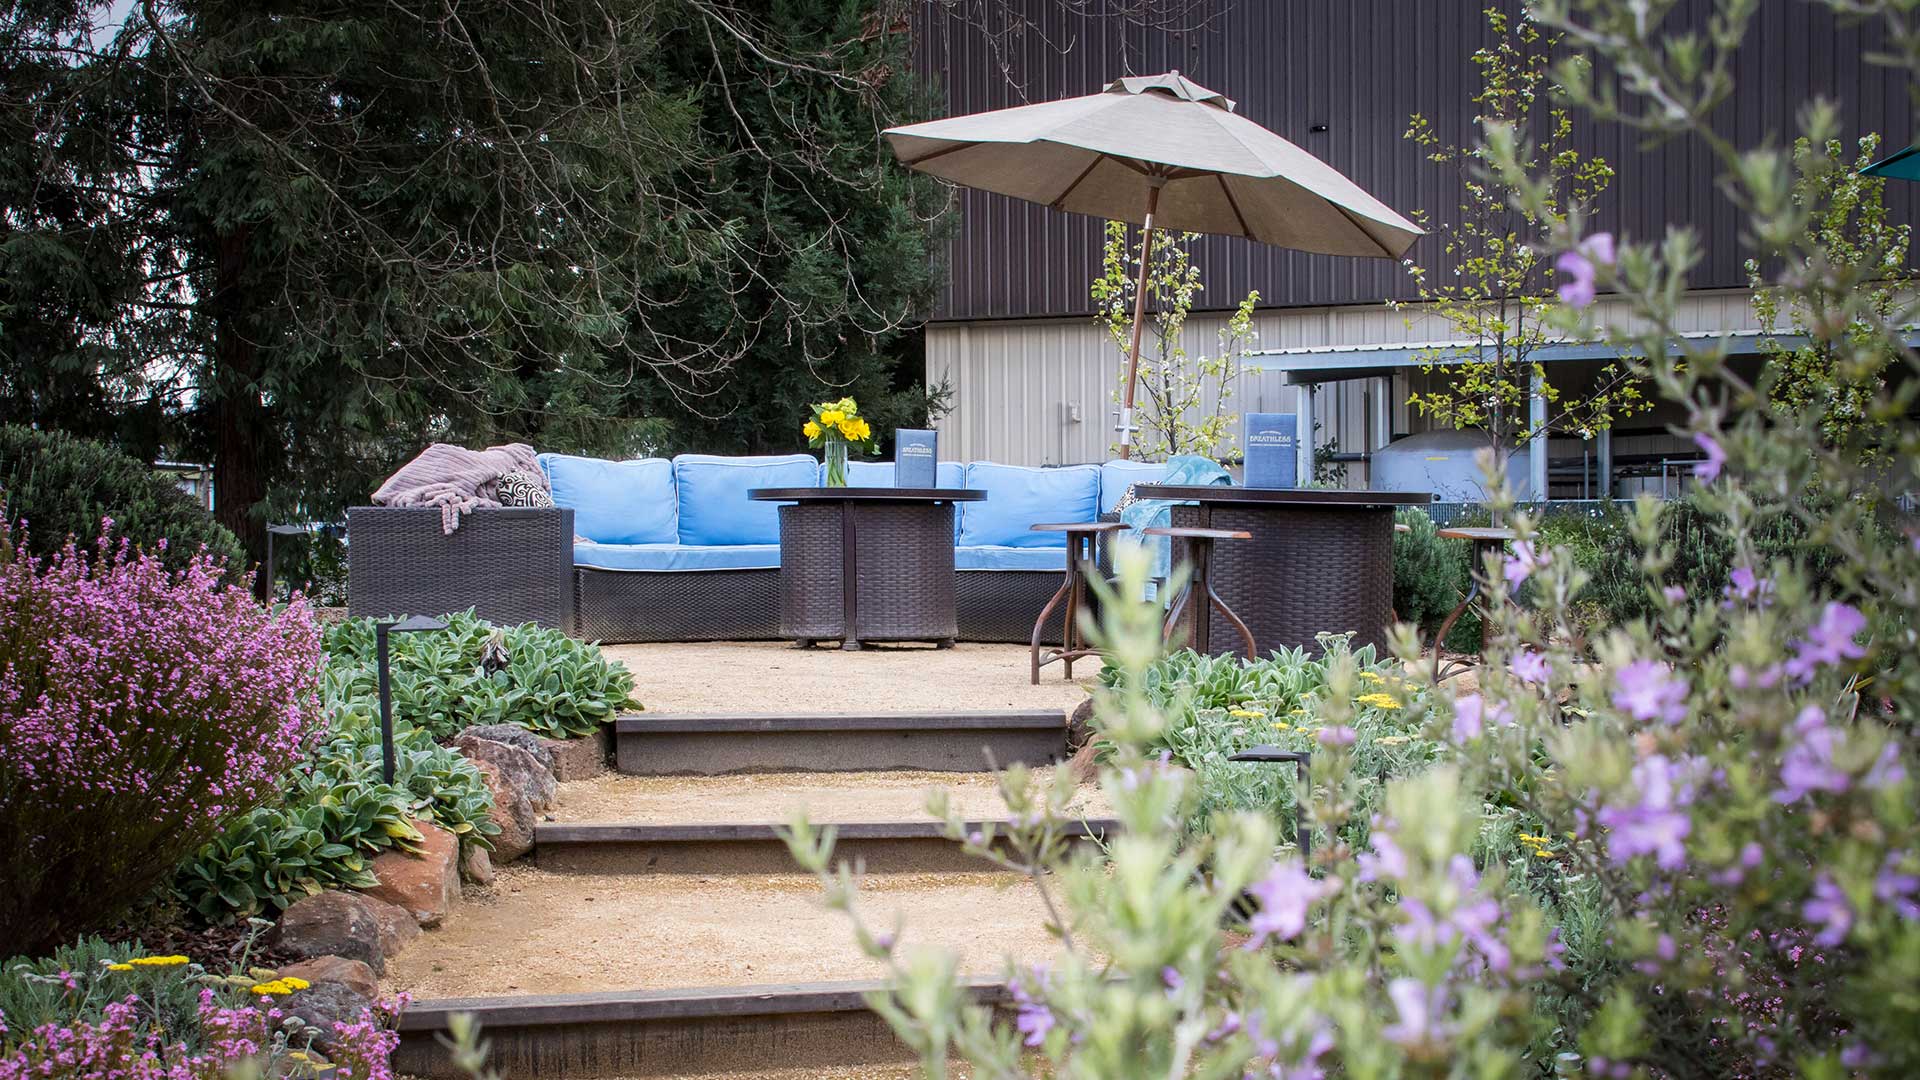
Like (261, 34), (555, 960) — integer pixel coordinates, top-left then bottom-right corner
(1118, 180), (1163, 460)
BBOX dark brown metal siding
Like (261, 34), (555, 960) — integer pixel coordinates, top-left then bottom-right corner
(915, 0), (1913, 322)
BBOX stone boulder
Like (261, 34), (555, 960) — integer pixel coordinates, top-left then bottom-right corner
(455, 724), (554, 772)
(270, 891), (388, 974)
(280, 955), (380, 1000)
(536, 727), (610, 781)
(461, 844), (495, 885)
(360, 893), (421, 958)
(453, 733), (557, 811)
(285, 982), (375, 1054)
(361, 819), (460, 927)
(469, 759), (536, 863)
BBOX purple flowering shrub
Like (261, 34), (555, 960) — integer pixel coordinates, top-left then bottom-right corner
(0, 524), (324, 955)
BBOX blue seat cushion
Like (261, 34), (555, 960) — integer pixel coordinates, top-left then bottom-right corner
(673, 454), (819, 546)
(955, 545), (1068, 572)
(835, 459), (966, 489)
(959, 462), (1100, 548)
(1099, 460), (1170, 514)
(572, 542), (781, 572)
(538, 454), (677, 545)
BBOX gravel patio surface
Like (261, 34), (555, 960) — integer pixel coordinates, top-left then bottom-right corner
(601, 641), (1094, 716)
(383, 865), (1067, 999)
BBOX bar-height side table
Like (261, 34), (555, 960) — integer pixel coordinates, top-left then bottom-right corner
(749, 487), (985, 650)
(1028, 521), (1128, 683)
(1431, 526), (1517, 683)
(1143, 525), (1257, 660)
(1133, 486), (1431, 656)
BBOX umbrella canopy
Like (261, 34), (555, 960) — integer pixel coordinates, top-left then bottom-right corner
(884, 71), (1422, 260)
(884, 72), (1422, 456)
(1863, 142), (1920, 181)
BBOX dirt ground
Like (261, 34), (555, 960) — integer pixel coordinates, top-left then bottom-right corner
(383, 864), (1069, 999)
(550, 769), (1112, 825)
(601, 641), (1094, 716)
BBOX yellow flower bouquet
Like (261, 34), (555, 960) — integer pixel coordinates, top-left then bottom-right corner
(803, 396), (877, 486)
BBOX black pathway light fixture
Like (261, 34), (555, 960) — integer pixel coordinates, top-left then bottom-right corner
(376, 615), (450, 783)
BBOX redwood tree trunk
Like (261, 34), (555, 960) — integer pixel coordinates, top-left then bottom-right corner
(209, 226), (269, 596)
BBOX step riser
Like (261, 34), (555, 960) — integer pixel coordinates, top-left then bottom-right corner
(615, 728), (1067, 775)
(396, 1005), (910, 1078)
(536, 836), (1089, 875)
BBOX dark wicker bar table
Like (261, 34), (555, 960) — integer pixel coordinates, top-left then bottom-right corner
(1132, 486), (1431, 656)
(749, 487), (985, 650)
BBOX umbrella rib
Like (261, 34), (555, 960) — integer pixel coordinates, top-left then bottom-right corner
(900, 142), (977, 168)
(1327, 200), (1405, 259)
(1050, 155), (1107, 210)
(1216, 175), (1253, 239)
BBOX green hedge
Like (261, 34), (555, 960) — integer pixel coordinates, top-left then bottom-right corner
(0, 425), (245, 575)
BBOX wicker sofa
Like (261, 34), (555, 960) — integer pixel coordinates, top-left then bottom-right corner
(347, 453), (1167, 645)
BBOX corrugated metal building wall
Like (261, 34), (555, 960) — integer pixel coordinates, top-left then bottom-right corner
(911, 1), (1908, 471)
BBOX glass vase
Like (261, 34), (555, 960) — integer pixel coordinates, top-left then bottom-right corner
(823, 438), (849, 487)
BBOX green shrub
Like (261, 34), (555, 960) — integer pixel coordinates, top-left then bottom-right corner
(177, 712), (499, 923)
(1392, 508), (1480, 651)
(0, 425), (245, 576)
(0, 939), (214, 1053)
(323, 611), (639, 739)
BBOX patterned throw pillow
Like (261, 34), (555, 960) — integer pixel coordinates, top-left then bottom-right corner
(1112, 484), (1142, 515)
(496, 470), (554, 508)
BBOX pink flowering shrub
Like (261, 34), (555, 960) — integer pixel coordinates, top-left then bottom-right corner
(0, 524), (323, 954)
(0, 989), (400, 1080)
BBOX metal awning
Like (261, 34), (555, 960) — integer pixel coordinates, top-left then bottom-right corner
(1245, 329), (1920, 385)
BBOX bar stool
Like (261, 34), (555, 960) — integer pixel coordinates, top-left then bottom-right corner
(1028, 521), (1130, 683)
(1141, 525), (1257, 660)
(1431, 526), (1517, 683)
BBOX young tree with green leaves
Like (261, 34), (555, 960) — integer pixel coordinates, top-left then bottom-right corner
(1398, 7), (1638, 471)
(1747, 132), (1915, 475)
(1091, 221), (1259, 461)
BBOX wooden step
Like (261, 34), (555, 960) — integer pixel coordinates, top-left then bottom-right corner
(534, 817), (1118, 874)
(394, 977), (1007, 1079)
(612, 710), (1070, 775)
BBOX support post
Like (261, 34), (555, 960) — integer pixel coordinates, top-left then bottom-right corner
(1528, 372), (1549, 503)
(376, 621), (396, 784)
(1294, 380), (1315, 485)
(1598, 427), (1614, 502)
(1118, 178), (1167, 460)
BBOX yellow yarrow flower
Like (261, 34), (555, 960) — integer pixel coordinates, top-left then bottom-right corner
(1373, 735), (1410, 746)
(128, 955), (190, 967)
(248, 976), (311, 996)
(106, 963), (134, 972)
(1271, 721), (1292, 731)
(803, 421), (821, 439)
(1355, 693), (1402, 711)
(1358, 671), (1385, 683)
(1228, 708), (1265, 718)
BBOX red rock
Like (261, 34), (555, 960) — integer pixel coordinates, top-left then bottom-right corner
(461, 844), (495, 885)
(270, 891), (387, 974)
(360, 819), (460, 927)
(453, 734), (556, 811)
(280, 955), (379, 1000)
(470, 759), (536, 863)
(537, 728), (610, 781)
(359, 892), (421, 958)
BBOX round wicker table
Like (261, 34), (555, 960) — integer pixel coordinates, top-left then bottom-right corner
(1132, 485), (1431, 656)
(748, 487), (986, 650)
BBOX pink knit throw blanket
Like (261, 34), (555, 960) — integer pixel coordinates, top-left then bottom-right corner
(371, 443), (543, 533)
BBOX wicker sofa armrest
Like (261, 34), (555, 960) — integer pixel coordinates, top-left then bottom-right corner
(347, 506), (576, 633)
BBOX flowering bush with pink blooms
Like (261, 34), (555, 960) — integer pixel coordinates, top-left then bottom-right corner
(781, 4), (1920, 1076)
(0, 524), (323, 955)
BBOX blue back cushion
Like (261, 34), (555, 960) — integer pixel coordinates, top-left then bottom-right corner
(839, 459), (965, 489)
(673, 454), (819, 546)
(538, 454), (677, 545)
(1099, 460), (1170, 514)
(959, 462), (1100, 548)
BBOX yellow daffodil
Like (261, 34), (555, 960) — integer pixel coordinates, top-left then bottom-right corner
(106, 963), (134, 972)
(820, 409), (844, 425)
(803, 421), (821, 439)
(1355, 693), (1402, 711)
(128, 955), (190, 967)
(838, 419), (861, 439)
(855, 419), (872, 439)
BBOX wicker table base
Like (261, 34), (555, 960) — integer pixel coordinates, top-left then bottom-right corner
(753, 487), (985, 650)
(1136, 486), (1431, 657)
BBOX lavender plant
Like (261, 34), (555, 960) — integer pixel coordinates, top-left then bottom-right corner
(0, 524), (324, 957)
(781, 3), (1919, 1073)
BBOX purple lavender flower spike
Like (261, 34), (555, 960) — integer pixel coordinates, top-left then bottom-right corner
(1596, 754), (1694, 870)
(1611, 660), (1689, 726)
(1785, 602), (1868, 681)
(1509, 650), (1552, 686)
(1244, 862), (1335, 947)
(1693, 432), (1726, 481)
(1804, 875), (1853, 947)
(1774, 705), (1851, 803)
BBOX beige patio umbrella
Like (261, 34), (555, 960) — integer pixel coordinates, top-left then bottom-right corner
(884, 71), (1423, 457)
